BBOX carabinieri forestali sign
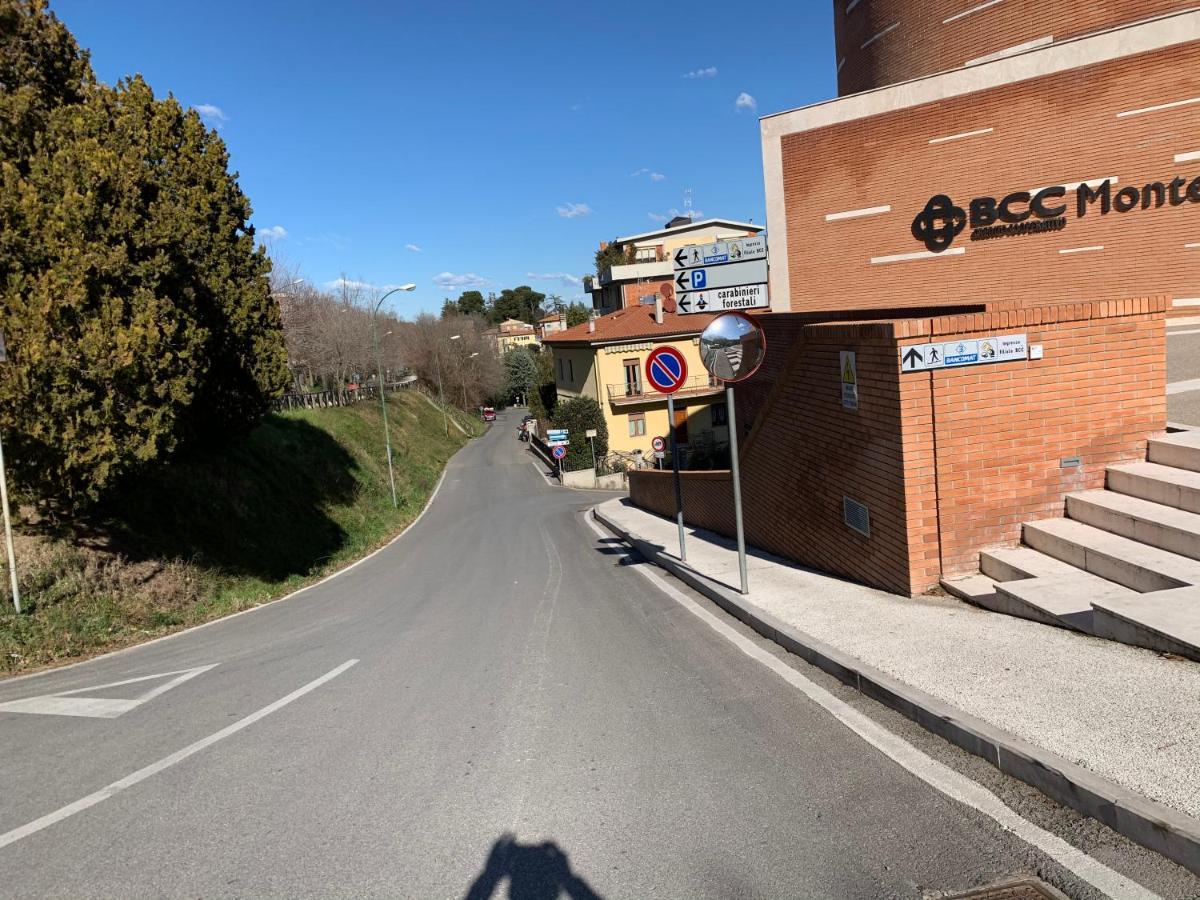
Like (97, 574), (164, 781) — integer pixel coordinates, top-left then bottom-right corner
(911, 173), (1200, 253)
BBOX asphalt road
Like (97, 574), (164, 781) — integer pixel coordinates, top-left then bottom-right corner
(0, 410), (1195, 899)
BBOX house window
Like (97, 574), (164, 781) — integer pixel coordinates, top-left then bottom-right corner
(634, 247), (657, 263)
(623, 359), (641, 396)
(568, 359), (574, 382)
(558, 358), (564, 380)
(712, 403), (728, 426)
(629, 412), (646, 437)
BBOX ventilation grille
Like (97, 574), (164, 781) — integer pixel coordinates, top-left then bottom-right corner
(843, 496), (870, 538)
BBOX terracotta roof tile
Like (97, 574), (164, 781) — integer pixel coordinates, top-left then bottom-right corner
(542, 306), (717, 346)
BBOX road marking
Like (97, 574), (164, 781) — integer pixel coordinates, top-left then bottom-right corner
(584, 513), (1160, 900)
(0, 665), (217, 719)
(1168, 379), (1200, 395)
(0, 660), (358, 850)
(529, 460), (557, 488)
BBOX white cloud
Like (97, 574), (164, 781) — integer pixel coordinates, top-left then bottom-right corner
(556, 202), (593, 219)
(433, 272), (489, 290)
(405, 243), (422, 253)
(526, 272), (583, 288)
(735, 92), (757, 112)
(323, 278), (410, 293)
(650, 208), (704, 223)
(632, 168), (666, 181)
(258, 225), (287, 241)
(194, 103), (227, 126)
(684, 66), (718, 79)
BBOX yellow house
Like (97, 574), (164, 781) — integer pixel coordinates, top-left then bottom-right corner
(542, 305), (729, 459)
(485, 318), (540, 354)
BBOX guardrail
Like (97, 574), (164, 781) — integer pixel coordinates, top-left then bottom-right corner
(272, 380), (415, 412)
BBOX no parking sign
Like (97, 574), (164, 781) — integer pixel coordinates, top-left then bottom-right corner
(645, 347), (688, 394)
(552, 445), (567, 460)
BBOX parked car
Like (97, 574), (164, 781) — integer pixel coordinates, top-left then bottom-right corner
(482, 407), (496, 422)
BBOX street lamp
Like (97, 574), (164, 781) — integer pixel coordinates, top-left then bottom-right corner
(434, 334), (461, 437)
(372, 283), (416, 508)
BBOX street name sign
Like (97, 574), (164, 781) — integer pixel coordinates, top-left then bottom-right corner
(678, 283), (768, 315)
(674, 236), (767, 270)
(900, 333), (1028, 373)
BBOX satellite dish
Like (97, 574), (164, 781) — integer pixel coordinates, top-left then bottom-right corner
(698, 313), (766, 383)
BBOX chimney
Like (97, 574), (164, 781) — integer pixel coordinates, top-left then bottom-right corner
(559, 310), (567, 329)
(654, 294), (664, 325)
(588, 314), (596, 333)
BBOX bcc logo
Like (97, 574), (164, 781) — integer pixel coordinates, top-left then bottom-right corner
(911, 194), (966, 253)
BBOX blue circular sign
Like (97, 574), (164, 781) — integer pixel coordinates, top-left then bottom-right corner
(552, 445), (567, 460)
(645, 346), (688, 394)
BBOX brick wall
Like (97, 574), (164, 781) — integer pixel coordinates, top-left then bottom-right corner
(629, 297), (1167, 595)
(620, 280), (674, 310)
(834, 0), (1191, 95)
(778, 39), (1200, 317)
(913, 296), (1168, 577)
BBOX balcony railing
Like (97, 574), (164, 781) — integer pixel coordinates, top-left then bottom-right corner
(606, 375), (722, 405)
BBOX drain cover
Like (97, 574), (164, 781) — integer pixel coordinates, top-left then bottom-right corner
(943, 877), (1067, 899)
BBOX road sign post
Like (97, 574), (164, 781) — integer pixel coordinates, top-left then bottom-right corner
(0, 331), (18, 613)
(698, 313), (767, 595)
(645, 347), (689, 561)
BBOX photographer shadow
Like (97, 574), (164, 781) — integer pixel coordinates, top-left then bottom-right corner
(464, 833), (603, 900)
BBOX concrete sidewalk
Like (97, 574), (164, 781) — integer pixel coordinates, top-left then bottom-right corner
(594, 497), (1200, 872)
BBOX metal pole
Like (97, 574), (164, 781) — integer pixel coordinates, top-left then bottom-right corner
(667, 394), (686, 561)
(588, 435), (596, 470)
(0, 428), (20, 613)
(435, 348), (449, 436)
(726, 385), (748, 594)
(372, 314), (398, 508)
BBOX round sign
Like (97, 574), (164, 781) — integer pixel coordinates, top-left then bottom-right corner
(552, 445), (567, 460)
(645, 346), (688, 394)
(651, 435), (666, 453)
(698, 312), (767, 383)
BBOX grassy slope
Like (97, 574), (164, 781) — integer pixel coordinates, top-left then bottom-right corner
(0, 391), (481, 674)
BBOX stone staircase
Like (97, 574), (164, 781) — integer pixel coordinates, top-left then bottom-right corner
(943, 429), (1200, 660)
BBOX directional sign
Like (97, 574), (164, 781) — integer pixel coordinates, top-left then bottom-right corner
(675, 259), (768, 293)
(645, 346), (688, 394)
(552, 445), (567, 460)
(547, 440), (569, 447)
(674, 236), (767, 270)
(900, 333), (1029, 373)
(678, 283), (769, 315)
(651, 435), (666, 453)
(546, 429), (568, 439)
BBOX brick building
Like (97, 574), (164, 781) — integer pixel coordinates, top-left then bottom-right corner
(764, 6), (1200, 316)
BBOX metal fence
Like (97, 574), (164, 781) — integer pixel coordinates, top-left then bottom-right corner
(272, 379), (416, 412)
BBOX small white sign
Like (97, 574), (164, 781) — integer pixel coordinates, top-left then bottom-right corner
(900, 333), (1028, 373)
(674, 236), (767, 270)
(585, 428), (597, 438)
(548, 439), (569, 447)
(840, 351), (858, 410)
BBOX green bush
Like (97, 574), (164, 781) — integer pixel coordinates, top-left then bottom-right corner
(551, 396), (607, 470)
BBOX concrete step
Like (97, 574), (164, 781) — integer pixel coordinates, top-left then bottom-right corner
(1092, 586), (1200, 662)
(979, 546), (1079, 582)
(1107, 461), (1200, 514)
(1148, 430), (1200, 473)
(1066, 490), (1200, 562)
(1022, 518), (1197, 593)
(993, 572), (1138, 633)
(940, 574), (996, 606)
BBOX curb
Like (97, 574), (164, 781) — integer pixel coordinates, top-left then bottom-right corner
(592, 503), (1200, 877)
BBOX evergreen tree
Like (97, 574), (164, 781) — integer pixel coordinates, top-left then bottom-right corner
(0, 4), (287, 508)
(503, 348), (537, 404)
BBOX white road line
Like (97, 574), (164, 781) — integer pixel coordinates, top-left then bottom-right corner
(0, 660), (358, 850)
(584, 513), (1160, 900)
(929, 127), (993, 145)
(529, 459), (557, 488)
(1168, 379), (1200, 395)
(1118, 96), (1200, 118)
(0, 665), (217, 718)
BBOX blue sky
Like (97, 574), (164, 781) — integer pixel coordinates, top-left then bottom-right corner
(54, 1), (836, 315)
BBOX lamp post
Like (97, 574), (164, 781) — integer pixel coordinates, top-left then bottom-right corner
(0, 331), (17, 613)
(435, 334), (461, 437)
(372, 283), (416, 508)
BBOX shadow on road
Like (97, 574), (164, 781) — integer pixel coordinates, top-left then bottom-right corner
(463, 833), (604, 900)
